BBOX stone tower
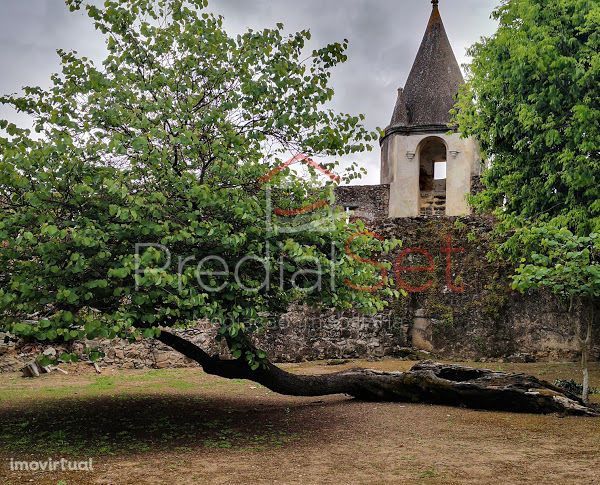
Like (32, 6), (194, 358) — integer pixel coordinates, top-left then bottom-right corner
(381, 0), (481, 217)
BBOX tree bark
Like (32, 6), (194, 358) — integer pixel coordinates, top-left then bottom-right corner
(157, 331), (598, 417)
(581, 303), (593, 404)
(574, 298), (594, 405)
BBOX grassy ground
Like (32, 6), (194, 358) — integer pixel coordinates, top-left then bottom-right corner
(0, 359), (599, 484)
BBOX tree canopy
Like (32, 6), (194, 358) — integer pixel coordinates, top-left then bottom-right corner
(455, 0), (600, 307)
(456, 0), (599, 235)
(0, 0), (595, 415)
(0, 0), (395, 368)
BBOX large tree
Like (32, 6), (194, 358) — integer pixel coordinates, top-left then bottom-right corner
(456, 0), (599, 402)
(0, 0), (595, 415)
(456, 0), (599, 233)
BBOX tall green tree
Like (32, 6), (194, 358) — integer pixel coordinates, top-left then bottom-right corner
(0, 0), (390, 371)
(457, 0), (599, 233)
(456, 0), (599, 401)
(511, 227), (599, 403)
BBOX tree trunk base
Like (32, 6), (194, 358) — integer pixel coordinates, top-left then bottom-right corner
(157, 331), (599, 417)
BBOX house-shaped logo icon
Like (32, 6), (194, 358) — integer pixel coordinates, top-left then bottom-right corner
(260, 154), (341, 234)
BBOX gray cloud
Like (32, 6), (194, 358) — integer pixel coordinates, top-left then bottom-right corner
(0, 0), (498, 184)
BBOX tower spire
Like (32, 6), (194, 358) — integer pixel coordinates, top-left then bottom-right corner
(388, 0), (463, 127)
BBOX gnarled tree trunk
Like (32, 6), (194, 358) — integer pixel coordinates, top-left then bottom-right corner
(157, 331), (598, 417)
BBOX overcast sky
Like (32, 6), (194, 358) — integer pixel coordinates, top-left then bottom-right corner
(0, 0), (499, 184)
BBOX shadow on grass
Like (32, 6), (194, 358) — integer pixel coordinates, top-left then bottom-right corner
(0, 394), (340, 457)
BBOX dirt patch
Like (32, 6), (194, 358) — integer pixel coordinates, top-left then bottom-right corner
(0, 360), (598, 484)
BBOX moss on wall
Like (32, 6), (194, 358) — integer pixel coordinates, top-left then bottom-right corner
(367, 215), (599, 360)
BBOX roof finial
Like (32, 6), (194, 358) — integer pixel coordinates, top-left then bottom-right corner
(432, 0), (439, 7)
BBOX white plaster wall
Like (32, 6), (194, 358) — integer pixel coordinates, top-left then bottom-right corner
(384, 132), (480, 218)
(445, 133), (479, 216)
(387, 134), (420, 217)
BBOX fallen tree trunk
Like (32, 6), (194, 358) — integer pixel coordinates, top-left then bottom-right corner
(157, 331), (598, 416)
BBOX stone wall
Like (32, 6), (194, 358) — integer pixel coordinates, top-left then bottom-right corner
(334, 185), (390, 222)
(373, 216), (600, 361)
(0, 311), (404, 372)
(271, 215), (599, 364)
(1, 215), (598, 373)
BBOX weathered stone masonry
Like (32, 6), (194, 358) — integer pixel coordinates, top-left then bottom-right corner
(1, 214), (598, 372)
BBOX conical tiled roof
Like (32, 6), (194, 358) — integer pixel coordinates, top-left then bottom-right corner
(390, 88), (409, 125)
(389, 1), (464, 128)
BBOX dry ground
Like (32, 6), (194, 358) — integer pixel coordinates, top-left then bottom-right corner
(0, 359), (599, 485)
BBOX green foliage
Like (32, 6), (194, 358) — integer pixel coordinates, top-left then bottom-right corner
(456, 0), (599, 305)
(456, 0), (599, 235)
(0, 0), (395, 365)
(509, 226), (599, 300)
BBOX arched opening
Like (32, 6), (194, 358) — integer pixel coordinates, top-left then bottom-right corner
(418, 138), (447, 216)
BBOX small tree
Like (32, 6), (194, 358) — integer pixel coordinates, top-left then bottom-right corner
(510, 226), (599, 403)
